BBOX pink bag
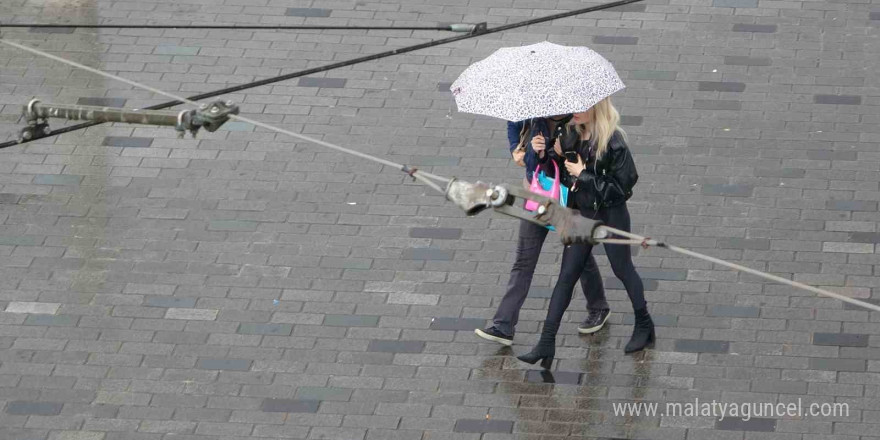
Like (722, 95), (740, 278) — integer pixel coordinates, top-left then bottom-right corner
(524, 160), (561, 212)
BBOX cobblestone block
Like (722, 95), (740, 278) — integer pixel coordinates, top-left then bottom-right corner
(165, 308), (218, 320)
(144, 297), (197, 308)
(197, 358), (252, 371)
(238, 323), (293, 336)
(592, 36), (639, 45)
(629, 70), (677, 81)
(675, 340), (730, 353)
(723, 56), (772, 66)
(295, 387), (353, 402)
(454, 419), (514, 433)
(697, 82), (746, 92)
(298, 77), (346, 88)
(732, 24), (777, 33)
(260, 398), (319, 413)
(102, 137), (152, 148)
(822, 242), (873, 253)
(409, 228), (462, 240)
(429, 318), (485, 331)
(401, 248), (455, 260)
(286, 8), (331, 17)
(716, 417), (776, 431)
(6, 302), (60, 314)
(6, 401), (63, 415)
(709, 306), (759, 318)
(812, 333), (869, 347)
(367, 340), (425, 353)
(814, 95), (862, 105)
(33, 175), (82, 185)
(24, 315), (77, 326)
(620, 115), (643, 126)
(809, 358), (866, 372)
(701, 184), (754, 197)
(324, 315), (380, 327)
(716, 238), (770, 250)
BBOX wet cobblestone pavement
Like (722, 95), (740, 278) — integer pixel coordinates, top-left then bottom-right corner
(1, 0), (879, 438)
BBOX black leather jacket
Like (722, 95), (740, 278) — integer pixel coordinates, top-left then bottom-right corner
(542, 129), (638, 211)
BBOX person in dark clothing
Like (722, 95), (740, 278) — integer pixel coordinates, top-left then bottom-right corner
(518, 97), (652, 368)
(475, 116), (608, 346)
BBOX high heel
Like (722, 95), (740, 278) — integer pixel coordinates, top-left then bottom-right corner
(624, 307), (655, 354)
(517, 349), (554, 369)
(517, 321), (559, 369)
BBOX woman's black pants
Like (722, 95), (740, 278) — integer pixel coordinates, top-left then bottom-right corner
(544, 203), (646, 326)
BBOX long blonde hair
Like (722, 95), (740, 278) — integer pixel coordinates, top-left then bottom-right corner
(514, 120), (531, 152)
(571, 97), (626, 161)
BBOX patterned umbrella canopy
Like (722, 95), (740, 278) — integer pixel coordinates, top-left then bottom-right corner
(450, 41), (625, 122)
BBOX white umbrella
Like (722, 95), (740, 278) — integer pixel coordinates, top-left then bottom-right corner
(450, 41), (624, 122)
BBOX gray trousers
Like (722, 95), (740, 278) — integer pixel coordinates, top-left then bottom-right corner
(492, 219), (607, 337)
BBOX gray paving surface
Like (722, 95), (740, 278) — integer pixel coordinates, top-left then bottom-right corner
(0, 0), (879, 438)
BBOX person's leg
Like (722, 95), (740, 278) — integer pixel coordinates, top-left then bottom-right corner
(478, 219), (547, 343)
(577, 253), (610, 334)
(579, 253), (608, 311)
(602, 205), (646, 311)
(518, 242), (592, 368)
(601, 204), (652, 352)
(545, 243), (592, 325)
(501, 220), (549, 332)
(574, 207), (609, 334)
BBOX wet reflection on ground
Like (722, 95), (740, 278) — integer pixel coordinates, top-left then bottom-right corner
(623, 349), (655, 438)
(475, 322), (661, 438)
(473, 319), (662, 438)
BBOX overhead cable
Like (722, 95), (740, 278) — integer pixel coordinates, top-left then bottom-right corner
(0, 0), (644, 149)
(4, 36), (880, 316)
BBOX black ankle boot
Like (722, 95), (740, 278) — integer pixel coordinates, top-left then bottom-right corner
(625, 308), (655, 354)
(517, 321), (559, 369)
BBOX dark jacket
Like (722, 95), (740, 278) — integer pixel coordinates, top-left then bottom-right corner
(507, 118), (569, 182)
(507, 119), (553, 182)
(544, 128), (638, 211)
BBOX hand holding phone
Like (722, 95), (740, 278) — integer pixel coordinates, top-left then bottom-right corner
(564, 151), (586, 177)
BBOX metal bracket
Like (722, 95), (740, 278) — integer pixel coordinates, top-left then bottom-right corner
(187, 100), (239, 134)
(18, 121), (50, 142)
(444, 179), (605, 244)
(470, 22), (488, 35)
(445, 178), (554, 222)
(493, 184), (556, 226)
(19, 98), (50, 141)
(448, 22), (488, 34)
(20, 98), (240, 139)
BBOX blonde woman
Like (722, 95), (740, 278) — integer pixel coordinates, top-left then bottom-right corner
(518, 98), (651, 368)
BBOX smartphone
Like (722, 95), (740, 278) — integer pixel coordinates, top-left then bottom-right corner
(564, 151), (579, 162)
